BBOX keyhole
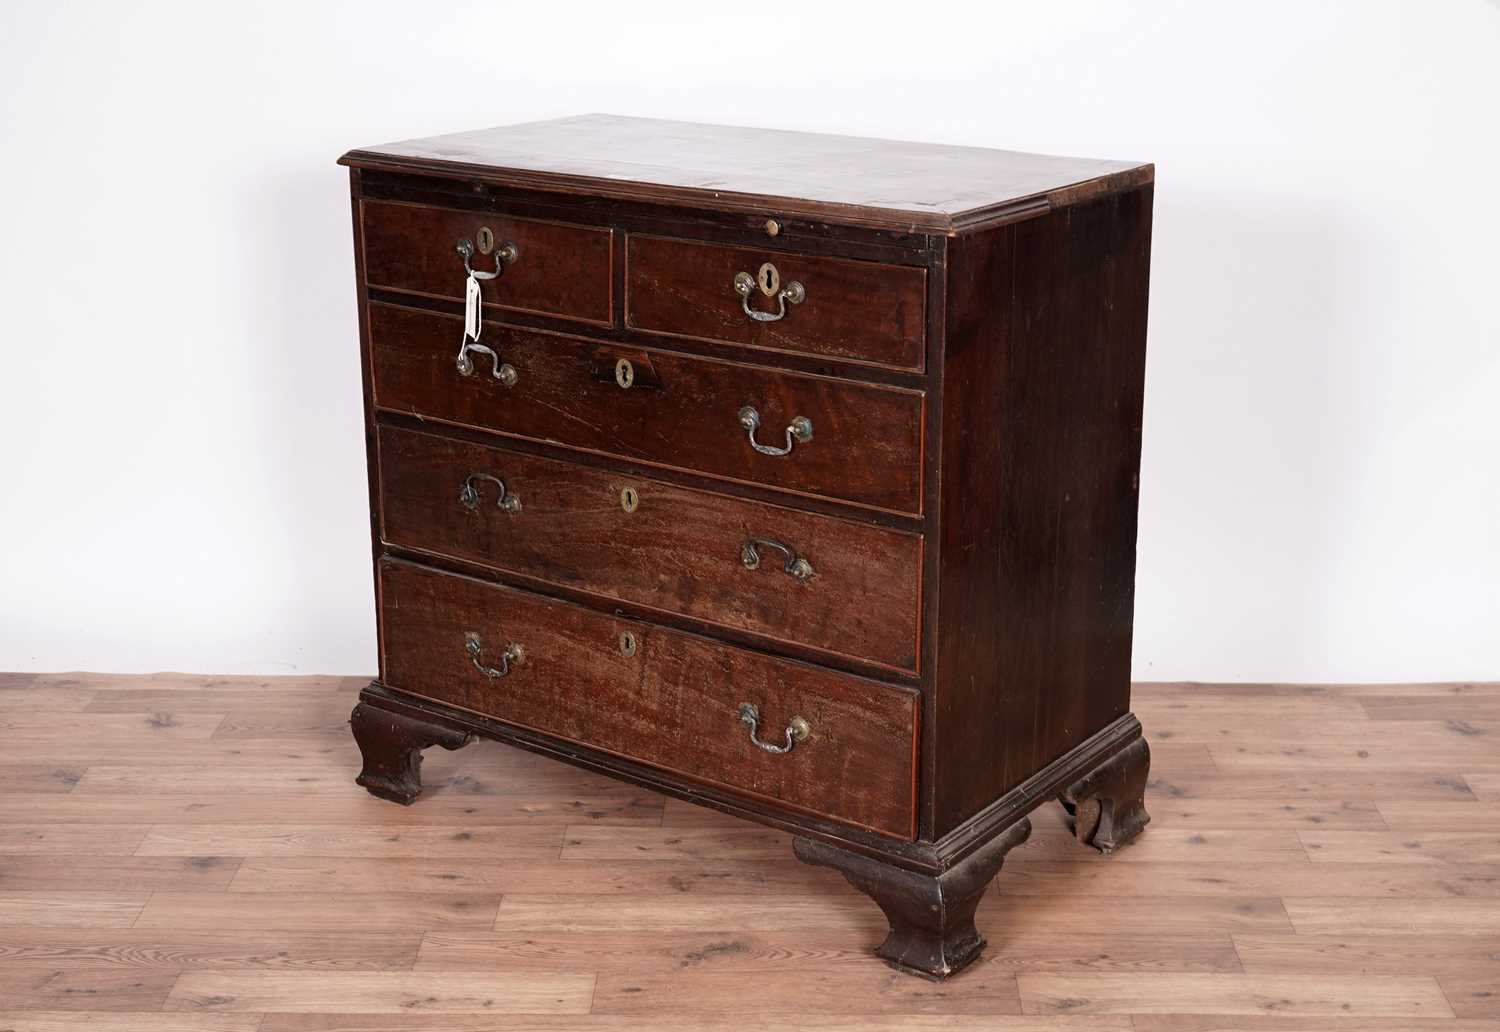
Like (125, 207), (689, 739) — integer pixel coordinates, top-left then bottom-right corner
(615, 358), (634, 389)
(476, 226), (495, 254)
(757, 262), (780, 297)
(620, 486), (639, 513)
(618, 631), (637, 657)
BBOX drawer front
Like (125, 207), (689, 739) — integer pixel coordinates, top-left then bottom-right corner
(361, 200), (613, 325)
(626, 235), (926, 370)
(369, 302), (924, 515)
(379, 426), (922, 672)
(379, 560), (919, 838)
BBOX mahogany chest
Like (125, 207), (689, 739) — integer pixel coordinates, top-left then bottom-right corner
(341, 114), (1154, 978)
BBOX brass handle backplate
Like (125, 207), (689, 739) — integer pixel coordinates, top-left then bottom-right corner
(615, 358), (635, 389)
(459, 473), (521, 513)
(738, 406), (812, 457)
(465, 632), (523, 679)
(733, 264), (805, 322)
(738, 703), (811, 755)
(741, 537), (814, 583)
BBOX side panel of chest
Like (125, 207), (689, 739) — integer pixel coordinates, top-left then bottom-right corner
(930, 184), (1154, 836)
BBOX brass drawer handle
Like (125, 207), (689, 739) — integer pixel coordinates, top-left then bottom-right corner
(456, 236), (519, 280)
(741, 537), (814, 583)
(455, 338), (517, 386)
(738, 406), (812, 457)
(733, 266), (805, 322)
(465, 632), (523, 679)
(738, 703), (810, 755)
(454, 237), (518, 385)
(460, 473), (521, 513)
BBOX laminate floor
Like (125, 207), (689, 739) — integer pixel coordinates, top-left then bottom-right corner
(1, 671), (1497, 1031)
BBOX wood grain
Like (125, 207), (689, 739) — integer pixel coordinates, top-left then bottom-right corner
(341, 113), (1149, 234)
(0, 1016), (262, 1032)
(228, 856), (846, 895)
(163, 971), (595, 1013)
(378, 560), (919, 838)
(1233, 933), (1500, 974)
(0, 892), (150, 928)
(377, 424), (923, 670)
(590, 963), (1022, 1015)
(362, 199), (613, 325)
(0, 856), (242, 892)
(0, 765), (86, 793)
(0, 712), (225, 738)
(0, 928), (422, 970)
(0, 789), (660, 826)
(0, 824), (151, 854)
(3, 672), (1498, 1025)
(132, 893), (501, 931)
(367, 303), (926, 515)
(1298, 831), (1500, 864)
(257, 1019), (1135, 1032)
(1017, 973), (1453, 1017)
(133, 823), (565, 859)
(624, 234), (926, 369)
(0, 965), (181, 1011)
(932, 185), (1152, 831)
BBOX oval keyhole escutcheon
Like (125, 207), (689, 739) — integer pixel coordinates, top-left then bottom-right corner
(620, 486), (639, 513)
(615, 358), (635, 389)
(757, 262), (780, 297)
(618, 631), (637, 657)
(476, 226), (495, 254)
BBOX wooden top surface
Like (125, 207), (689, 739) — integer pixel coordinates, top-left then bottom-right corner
(341, 114), (1151, 233)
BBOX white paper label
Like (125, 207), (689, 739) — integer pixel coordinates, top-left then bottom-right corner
(463, 274), (482, 340)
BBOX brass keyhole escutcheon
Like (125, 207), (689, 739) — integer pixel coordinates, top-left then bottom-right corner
(620, 486), (639, 513)
(476, 226), (495, 254)
(615, 358), (635, 389)
(757, 262), (780, 297)
(618, 631), (637, 657)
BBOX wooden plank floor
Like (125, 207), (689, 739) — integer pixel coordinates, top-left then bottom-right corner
(1, 672), (1497, 1031)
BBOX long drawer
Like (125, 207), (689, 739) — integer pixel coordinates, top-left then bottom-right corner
(379, 426), (923, 671)
(367, 301), (925, 514)
(361, 200), (614, 326)
(379, 560), (919, 838)
(626, 234), (927, 370)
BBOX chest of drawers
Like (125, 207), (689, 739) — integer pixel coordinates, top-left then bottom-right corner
(342, 114), (1155, 978)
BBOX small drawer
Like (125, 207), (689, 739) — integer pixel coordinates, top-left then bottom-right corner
(361, 200), (613, 325)
(368, 302), (924, 515)
(379, 560), (919, 838)
(378, 426), (923, 672)
(625, 234), (926, 370)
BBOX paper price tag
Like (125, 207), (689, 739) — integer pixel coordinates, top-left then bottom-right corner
(464, 274), (482, 340)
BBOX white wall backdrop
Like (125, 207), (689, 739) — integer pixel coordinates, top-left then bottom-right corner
(2, 1), (1497, 680)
